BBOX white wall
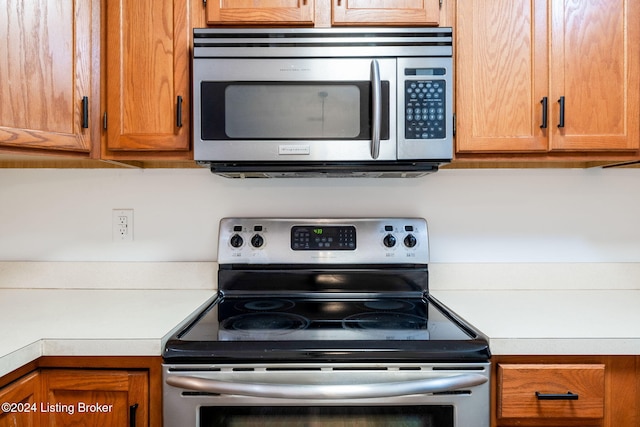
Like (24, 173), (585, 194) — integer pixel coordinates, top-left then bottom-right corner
(1, 167), (639, 262)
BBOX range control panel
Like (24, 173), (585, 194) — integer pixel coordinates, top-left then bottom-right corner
(218, 218), (429, 265)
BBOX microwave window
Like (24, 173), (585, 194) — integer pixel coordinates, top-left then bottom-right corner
(200, 81), (389, 141)
(226, 84), (360, 138)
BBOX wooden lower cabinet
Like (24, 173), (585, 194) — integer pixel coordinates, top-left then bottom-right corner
(0, 357), (160, 427)
(40, 369), (147, 427)
(0, 371), (40, 427)
(493, 356), (639, 427)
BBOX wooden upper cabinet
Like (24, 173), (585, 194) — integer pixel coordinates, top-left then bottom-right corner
(104, 0), (190, 158)
(456, 0), (640, 154)
(333, 0), (440, 26)
(549, 0), (639, 151)
(456, 0), (548, 152)
(204, 0), (440, 27)
(206, 0), (315, 25)
(0, 0), (99, 156)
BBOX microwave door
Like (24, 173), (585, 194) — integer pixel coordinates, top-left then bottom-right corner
(193, 58), (397, 162)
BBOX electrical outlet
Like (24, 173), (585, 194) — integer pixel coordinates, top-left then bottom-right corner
(112, 209), (133, 242)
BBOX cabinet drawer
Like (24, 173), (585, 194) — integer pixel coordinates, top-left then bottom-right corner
(497, 364), (605, 419)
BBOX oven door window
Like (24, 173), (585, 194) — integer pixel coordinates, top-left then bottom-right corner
(200, 405), (453, 426)
(200, 82), (390, 140)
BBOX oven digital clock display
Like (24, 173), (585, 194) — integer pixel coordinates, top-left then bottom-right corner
(291, 226), (356, 251)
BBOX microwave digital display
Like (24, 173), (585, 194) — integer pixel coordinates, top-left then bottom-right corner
(405, 68), (447, 76)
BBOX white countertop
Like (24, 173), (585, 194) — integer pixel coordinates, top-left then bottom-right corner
(0, 289), (214, 377)
(432, 289), (640, 355)
(2, 262), (640, 378)
(3, 288), (640, 378)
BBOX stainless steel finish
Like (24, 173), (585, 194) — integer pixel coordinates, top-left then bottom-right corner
(370, 59), (381, 159)
(192, 27), (453, 177)
(166, 373), (487, 399)
(205, 169), (438, 178)
(217, 217), (429, 265)
(163, 215), (490, 426)
(193, 57), (399, 162)
(193, 28), (454, 59)
(396, 57), (454, 160)
(163, 362), (491, 427)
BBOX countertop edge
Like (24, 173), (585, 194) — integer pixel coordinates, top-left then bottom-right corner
(2, 288), (640, 379)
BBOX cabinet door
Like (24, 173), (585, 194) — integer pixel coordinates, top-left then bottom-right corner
(41, 369), (148, 427)
(206, 0), (314, 25)
(0, 0), (98, 155)
(549, 0), (640, 151)
(332, 0), (439, 25)
(104, 0), (190, 158)
(456, 0), (549, 153)
(498, 364), (605, 420)
(0, 372), (39, 427)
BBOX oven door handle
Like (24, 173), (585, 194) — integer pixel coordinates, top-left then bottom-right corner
(166, 373), (487, 399)
(370, 59), (381, 160)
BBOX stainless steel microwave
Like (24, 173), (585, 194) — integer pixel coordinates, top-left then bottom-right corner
(192, 28), (453, 178)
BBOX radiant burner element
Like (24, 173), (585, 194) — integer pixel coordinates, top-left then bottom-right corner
(222, 313), (310, 333)
(363, 299), (415, 311)
(343, 312), (427, 330)
(240, 299), (295, 312)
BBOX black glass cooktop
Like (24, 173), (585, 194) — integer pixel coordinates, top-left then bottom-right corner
(185, 295), (471, 341)
(164, 293), (490, 363)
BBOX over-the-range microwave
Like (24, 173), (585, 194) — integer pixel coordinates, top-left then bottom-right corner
(192, 27), (453, 178)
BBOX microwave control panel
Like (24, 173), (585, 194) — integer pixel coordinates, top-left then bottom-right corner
(404, 79), (446, 140)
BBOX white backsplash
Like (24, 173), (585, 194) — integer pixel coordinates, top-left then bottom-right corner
(1, 167), (639, 264)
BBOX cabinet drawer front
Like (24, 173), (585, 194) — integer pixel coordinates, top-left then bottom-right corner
(498, 364), (605, 419)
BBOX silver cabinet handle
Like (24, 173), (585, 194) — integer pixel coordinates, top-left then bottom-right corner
(370, 59), (381, 160)
(166, 373), (487, 400)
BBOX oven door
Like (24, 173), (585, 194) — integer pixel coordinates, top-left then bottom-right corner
(163, 362), (490, 427)
(193, 58), (396, 162)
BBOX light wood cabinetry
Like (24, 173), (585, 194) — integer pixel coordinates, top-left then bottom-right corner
(205, 0), (314, 25)
(456, 0), (640, 158)
(0, 357), (160, 427)
(0, 372), (40, 427)
(40, 369), (147, 427)
(332, 0), (440, 26)
(203, 0), (441, 26)
(493, 356), (639, 427)
(103, 0), (191, 160)
(498, 364), (604, 421)
(0, 0), (100, 157)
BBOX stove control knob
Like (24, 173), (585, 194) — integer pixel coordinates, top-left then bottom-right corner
(404, 234), (417, 248)
(251, 234), (264, 248)
(383, 234), (397, 248)
(230, 234), (244, 248)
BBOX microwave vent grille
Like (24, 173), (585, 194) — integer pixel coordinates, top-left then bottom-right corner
(193, 28), (452, 58)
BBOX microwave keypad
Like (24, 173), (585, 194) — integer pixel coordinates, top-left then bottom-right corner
(405, 80), (446, 140)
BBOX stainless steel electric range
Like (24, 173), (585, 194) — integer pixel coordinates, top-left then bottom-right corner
(163, 218), (490, 427)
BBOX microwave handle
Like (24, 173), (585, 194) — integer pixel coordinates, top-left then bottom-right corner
(166, 373), (487, 400)
(370, 59), (381, 159)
